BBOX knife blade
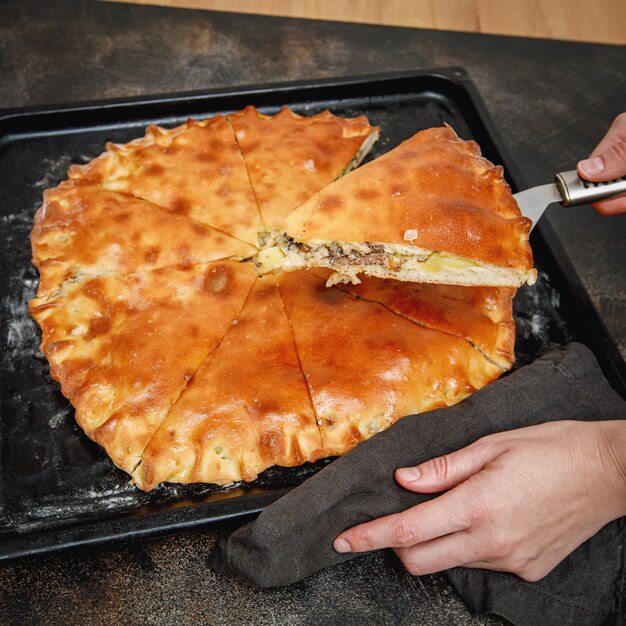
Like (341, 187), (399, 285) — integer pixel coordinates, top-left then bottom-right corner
(513, 170), (626, 230)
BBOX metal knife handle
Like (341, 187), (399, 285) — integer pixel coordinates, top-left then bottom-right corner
(555, 169), (626, 206)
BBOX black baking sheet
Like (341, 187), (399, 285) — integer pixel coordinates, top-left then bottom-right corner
(1, 68), (624, 562)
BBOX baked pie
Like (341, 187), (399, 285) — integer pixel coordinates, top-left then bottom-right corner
(29, 108), (525, 490)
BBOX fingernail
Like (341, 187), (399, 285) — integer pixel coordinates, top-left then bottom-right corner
(579, 156), (604, 177)
(397, 467), (421, 482)
(333, 538), (352, 553)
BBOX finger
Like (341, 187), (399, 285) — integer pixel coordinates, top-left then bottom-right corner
(578, 114), (626, 181)
(578, 140), (626, 181)
(589, 113), (626, 159)
(393, 530), (477, 576)
(333, 488), (471, 553)
(591, 195), (626, 216)
(395, 437), (500, 494)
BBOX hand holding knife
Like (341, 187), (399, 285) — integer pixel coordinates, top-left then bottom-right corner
(515, 113), (626, 229)
(514, 170), (626, 230)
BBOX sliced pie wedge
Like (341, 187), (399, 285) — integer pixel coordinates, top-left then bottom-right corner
(29, 261), (256, 473)
(229, 106), (379, 234)
(261, 125), (536, 288)
(31, 183), (256, 295)
(67, 116), (261, 245)
(277, 270), (503, 456)
(134, 275), (324, 491)
(317, 269), (516, 370)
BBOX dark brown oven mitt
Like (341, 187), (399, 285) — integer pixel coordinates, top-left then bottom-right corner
(209, 343), (626, 626)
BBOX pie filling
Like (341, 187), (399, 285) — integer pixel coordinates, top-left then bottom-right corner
(256, 235), (536, 287)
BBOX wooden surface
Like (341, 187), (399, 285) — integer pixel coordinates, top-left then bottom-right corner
(108, 0), (626, 45)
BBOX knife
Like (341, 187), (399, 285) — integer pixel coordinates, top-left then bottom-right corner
(514, 170), (626, 230)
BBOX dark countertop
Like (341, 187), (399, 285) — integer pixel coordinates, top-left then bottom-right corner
(0, 1), (624, 623)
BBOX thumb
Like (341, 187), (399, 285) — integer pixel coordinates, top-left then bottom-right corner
(578, 113), (626, 181)
(395, 438), (500, 493)
(578, 141), (626, 181)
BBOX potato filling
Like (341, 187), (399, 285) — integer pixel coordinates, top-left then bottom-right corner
(255, 234), (535, 288)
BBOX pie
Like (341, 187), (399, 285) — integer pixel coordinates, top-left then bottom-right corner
(229, 106), (379, 236)
(260, 125), (537, 288)
(30, 109), (523, 491)
(29, 261), (257, 473)
(31, 183), (255, 294)
(134, 275), (324, 490)
(276, 270), (504, 457)
(324, 271), (516, 370)
(66, 115), (262, 245)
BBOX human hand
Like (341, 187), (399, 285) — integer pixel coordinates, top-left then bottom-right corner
(333, 420), (626, 582)
(577, 113), (626, 215)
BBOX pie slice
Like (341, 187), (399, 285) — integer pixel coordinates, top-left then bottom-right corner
(261, 125), (536, 288)
(31, 183), (256, 295)
(134, 275), (324, 491)
(29, 260), (256, 473)
(229, 106), (379, 234)
(67, 115), (261, 244)
(319, 269), (516, 370)
(277, 270), (503, 456)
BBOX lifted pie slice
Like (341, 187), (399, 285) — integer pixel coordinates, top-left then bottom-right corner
(262, 126), (536, 288)
(229, 106), (379, 233)
(134, 275), (324, 490)
(322, 270), (516, 370)
(277, 271), (503, 456)
(31, 184), (256, 294)
(29, 261), (256, 473)
(67, 116), (261, 244)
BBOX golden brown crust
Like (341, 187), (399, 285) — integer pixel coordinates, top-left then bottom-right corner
(134, 275), (324, 490)
(29, 113), (521, 490)
(29, 261), (256, 473)
(317, 269), (516, 370)
(277, 270), (503, 457)
(67, 116), (262, 245)
(229, 106), (378, 231)
(31, 183), (255, 295)
(285, 125), (534, 271)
